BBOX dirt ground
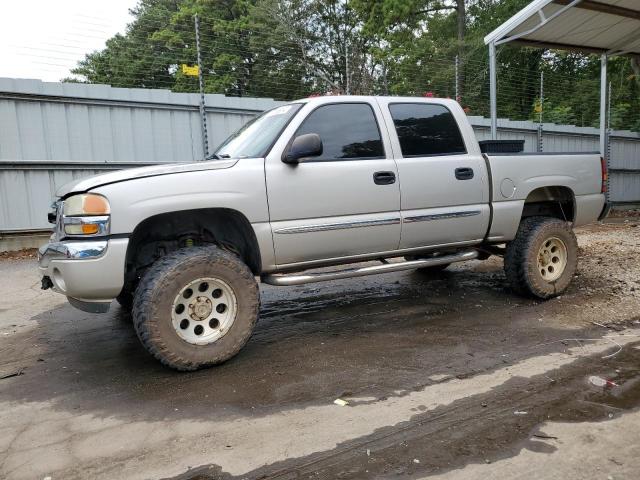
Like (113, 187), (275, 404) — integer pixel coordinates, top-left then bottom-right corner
(1, 222), (639, 480)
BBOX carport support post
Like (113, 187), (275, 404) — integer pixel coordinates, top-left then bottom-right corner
(489, 42), (498, 140)
(599, 53), (608, 161)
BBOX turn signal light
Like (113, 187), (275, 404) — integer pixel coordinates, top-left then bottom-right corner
(82, 224), (100, 235)
(64, 222), (101, 235)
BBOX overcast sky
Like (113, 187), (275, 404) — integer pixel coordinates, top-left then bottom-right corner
(0, 0), (137, 82)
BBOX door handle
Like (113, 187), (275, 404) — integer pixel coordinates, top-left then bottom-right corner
(455, 167), (474, 180)
(373, 171), (396, 185)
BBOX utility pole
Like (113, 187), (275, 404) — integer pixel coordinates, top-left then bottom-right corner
(456, 0), (465, 102)
(194, 14), (209, 158)
(345, 0), (351, 95)
(345, 42), (350, 95)
(537, 71), (544, 152)
(382, 62), (389, 96)
(455, 55), (460, 102)
(539, 71), (544, 124)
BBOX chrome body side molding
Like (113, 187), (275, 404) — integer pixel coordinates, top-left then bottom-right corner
(274, 217), (401, 235)
(273, 211), (482, 235)
(403, 210), (482, 223)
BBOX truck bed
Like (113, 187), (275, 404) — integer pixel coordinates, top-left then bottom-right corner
(484, 151), (605, 242)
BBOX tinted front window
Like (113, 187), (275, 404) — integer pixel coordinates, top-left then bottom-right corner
(295, 103), (384, 160)
(389, 103), (466, 156)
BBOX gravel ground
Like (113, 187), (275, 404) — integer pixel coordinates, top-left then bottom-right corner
(0, 222), (639, 480)
(0, 248), (37, 261)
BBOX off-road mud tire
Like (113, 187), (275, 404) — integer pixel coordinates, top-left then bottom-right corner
(504, 216), (578, 299)
(132, 246), (259, 371)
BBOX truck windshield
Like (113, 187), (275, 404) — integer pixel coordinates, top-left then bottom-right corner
(212, 103), (303, 159)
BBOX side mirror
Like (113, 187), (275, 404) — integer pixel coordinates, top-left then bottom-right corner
(282, 133), (323, 164)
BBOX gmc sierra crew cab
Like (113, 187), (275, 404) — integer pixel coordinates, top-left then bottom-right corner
(38, 96), (609, 370)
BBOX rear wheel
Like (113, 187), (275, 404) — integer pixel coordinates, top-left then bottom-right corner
(132, 246), (259, 371)
(504, 216), (578, 299)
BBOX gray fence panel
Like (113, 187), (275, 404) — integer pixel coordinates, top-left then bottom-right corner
(544, 132), (600, 152)
(611, 137), (640, 170)
(610, 172), (640, 203)
(1, 78), (639, 233)
(0, 167), (113, 231)
(0, 78), (282, 165)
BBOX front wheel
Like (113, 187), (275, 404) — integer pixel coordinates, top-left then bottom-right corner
(504, 216), (578, 299)
(132, 246), (259, 371)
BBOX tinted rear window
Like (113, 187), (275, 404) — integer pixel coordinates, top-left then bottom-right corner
(389, 103), (466, 157)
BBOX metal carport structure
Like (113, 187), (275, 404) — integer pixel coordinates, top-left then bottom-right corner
(484, 0), (640, 164)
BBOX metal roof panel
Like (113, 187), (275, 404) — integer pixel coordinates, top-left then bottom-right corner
(485, 0), (640, 55)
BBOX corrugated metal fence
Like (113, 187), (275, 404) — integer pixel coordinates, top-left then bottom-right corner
(1, 78), (639, 233)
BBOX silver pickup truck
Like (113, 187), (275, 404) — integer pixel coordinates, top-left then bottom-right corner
(38, 96), (608, 370)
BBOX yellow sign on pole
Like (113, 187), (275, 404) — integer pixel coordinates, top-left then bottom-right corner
(181, 64), (199, 76)
(534, 100), (542, 113)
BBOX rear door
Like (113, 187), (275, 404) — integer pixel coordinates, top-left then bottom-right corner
(265, 100), (401, 266)
(377, 99), (490, 249)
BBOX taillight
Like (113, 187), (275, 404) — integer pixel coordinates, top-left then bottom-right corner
(600, 157), (608, 194)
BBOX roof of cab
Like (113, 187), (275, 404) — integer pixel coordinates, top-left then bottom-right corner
(292, 95), (459, 105)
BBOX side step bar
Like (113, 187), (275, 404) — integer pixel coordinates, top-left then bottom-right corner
(262, 250), (479, 286)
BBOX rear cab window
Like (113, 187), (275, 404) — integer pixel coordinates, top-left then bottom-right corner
(388, 103), (466, 157)
(294, 103), (385, 161)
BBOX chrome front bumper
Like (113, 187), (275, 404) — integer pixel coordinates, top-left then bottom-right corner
(38, 240), (108, 266)
(38, 238), (129, 313)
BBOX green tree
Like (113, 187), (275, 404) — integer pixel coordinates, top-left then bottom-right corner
(70, 0), (184, 89)
(67, 0), (640, 132)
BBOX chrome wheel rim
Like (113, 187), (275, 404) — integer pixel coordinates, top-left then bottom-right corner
(171, 277), (238, 345)
(537, 237), (567, 282)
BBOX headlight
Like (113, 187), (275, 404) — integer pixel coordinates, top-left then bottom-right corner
(62, 194), (110, 236)
(63, 194), (110, 216)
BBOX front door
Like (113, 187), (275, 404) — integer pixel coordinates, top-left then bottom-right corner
(378, 99), (490, 249)
(265, 101), (401, 266)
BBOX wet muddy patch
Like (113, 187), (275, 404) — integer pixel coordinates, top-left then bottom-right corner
(166, 341), (640, 480)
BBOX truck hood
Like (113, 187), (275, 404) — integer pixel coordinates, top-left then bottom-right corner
(56, 159), (239, 198)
